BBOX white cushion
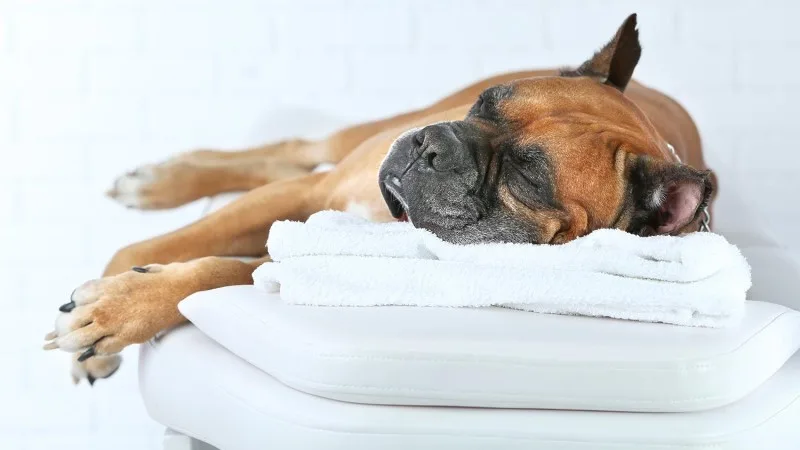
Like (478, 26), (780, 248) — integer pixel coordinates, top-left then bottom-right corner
(139, 323), (800, 450)
(178, 285), (800, 413)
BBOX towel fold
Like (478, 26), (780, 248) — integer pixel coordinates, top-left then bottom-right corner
(254, 211), (751, 328)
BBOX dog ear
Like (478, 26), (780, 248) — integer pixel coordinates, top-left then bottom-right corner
(626, 155), (713, 236)
(563, 14), (642, 92)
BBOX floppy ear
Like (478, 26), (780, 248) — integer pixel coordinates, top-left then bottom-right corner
(562, 13), (642, 92)
(627, 155), (713, 236)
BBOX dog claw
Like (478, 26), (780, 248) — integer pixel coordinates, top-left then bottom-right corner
(71, 355), (122, 386)
(77, 347), (95, 362)
(59, 301), (76, 313)
(42, 341), (58, 350)
(131, 266), (148, 273)
(44, 330), (58, 340)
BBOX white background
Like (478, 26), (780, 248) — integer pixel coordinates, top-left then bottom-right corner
(2, 0), (799, 449)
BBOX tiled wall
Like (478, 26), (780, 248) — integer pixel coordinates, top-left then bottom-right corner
(2, 1), (798, 449)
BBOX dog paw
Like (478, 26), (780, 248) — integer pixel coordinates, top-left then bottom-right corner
(107, 164), (158, 208)
(43, 264), (188, 384)
(106, 158), (205, 209)
(69, 353), (122, 386)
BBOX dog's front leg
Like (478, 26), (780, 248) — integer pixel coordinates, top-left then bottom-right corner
(45, 172), (326, 384)
(103, 172), (326, 275)
(44, 257), (264, 384)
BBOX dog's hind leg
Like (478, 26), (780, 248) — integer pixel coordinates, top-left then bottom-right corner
(106, 139), (325, 210)
(106, 108), (435, 210)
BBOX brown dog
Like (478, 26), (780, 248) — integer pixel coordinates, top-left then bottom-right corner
(44, 14), (714, 384)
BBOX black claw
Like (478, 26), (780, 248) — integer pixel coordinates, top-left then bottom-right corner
(131, 266), (148, 273)
(59, 301), (76, 313)
(84, 356), (120, 386)
(77, 347), (96, 362)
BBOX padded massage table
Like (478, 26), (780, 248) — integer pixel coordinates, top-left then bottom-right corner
(141, 285), (800, 450)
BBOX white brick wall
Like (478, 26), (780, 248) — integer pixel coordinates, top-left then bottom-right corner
(2, 1), (799, 449)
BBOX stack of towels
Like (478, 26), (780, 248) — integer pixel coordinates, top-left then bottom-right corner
(253, 211), (751, 328)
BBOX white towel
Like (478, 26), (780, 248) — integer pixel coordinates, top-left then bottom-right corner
(253, 211), (751, 328)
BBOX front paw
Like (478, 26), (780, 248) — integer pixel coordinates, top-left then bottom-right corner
(69, 353), (122, 386)
(43, 264), (187, 384)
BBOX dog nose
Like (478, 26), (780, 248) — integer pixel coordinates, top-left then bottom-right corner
(415, 124), (467, 172)
(412, 130), (426, 148)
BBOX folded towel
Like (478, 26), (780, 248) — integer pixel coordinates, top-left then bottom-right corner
(253, 211), (751, 328)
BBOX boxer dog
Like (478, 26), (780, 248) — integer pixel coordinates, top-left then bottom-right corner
(44, 14), (714, 384)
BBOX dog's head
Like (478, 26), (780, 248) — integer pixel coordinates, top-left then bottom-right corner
(379, 14), (712, 244)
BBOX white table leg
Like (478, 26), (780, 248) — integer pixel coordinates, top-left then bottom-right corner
(164, 428), (219, 450)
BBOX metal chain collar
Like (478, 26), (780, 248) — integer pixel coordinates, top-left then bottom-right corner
(665, 143), (711, 232)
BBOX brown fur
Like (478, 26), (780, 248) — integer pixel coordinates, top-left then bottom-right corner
(44, 15), (712, 383)
(502, 76), (694, 238)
